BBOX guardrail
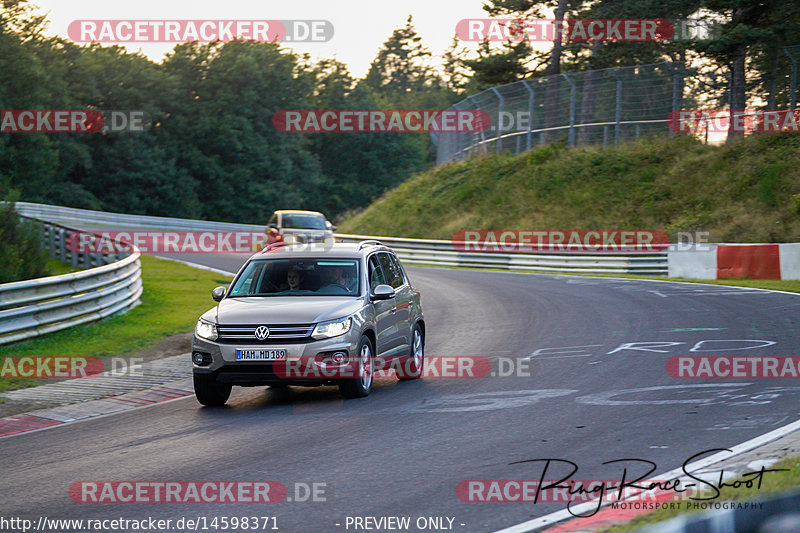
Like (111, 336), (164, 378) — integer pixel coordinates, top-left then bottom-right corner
(11, 201), (265, 232)
(335, 234), (669, 275)
(5, 203), (669, 276)
(0, 217), (142, 346)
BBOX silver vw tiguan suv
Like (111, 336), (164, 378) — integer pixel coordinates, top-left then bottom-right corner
(191, 241), (425, 406)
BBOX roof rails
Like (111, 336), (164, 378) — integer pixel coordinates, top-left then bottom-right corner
(358, 240), (384, 250)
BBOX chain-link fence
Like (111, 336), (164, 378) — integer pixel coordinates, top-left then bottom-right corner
(434, 47), (800, 165)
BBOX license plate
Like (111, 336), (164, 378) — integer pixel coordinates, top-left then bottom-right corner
(235, 349), (287, 361)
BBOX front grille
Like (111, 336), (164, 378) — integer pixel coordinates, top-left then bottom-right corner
(291, 233), (326, 243)
(217, 324), (315, 344)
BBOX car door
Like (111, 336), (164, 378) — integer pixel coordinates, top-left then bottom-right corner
(368, 255), (396, 357)
(376, 252), (408, 356)
(386, 253), (414, 353)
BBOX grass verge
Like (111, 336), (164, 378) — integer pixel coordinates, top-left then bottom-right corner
(0, 254), (231, 393)
(45, 258), (81, 276)
(339, 134), (800, 243)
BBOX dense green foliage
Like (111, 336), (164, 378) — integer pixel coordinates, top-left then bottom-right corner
(339, 134), (800, 243)
(0, 198), (49, 283)
(1, 0), (798, 232)
(0, 4), (457, 224)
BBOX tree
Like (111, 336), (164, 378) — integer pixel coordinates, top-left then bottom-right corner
(363, 15), (439, 100)
(695, 0), (798, 140)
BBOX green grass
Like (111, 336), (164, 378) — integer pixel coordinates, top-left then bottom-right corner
(45, 258), (81, 276)
(0, 254), (231, 392)
(598, 457), (800, 532)
(339, 134), (800, 243)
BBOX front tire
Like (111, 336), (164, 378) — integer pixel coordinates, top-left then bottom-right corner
(193, 373), (232, 406)
(399, 325), (424, 380)
(339, 335), (374, 399)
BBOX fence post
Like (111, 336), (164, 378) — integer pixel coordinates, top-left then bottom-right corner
(466, 95), (487, 156)
(610, 68), (623, 145)
(58, 228), (67, 263)
(522, 80), (534, 152)
(664, 60), (683, 137)
(491, 87), (504, 154)
(561, 73), (576, 147)
(450, 101), (462, 163)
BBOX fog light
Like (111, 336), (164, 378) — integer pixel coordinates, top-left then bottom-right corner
(332, 351), (348, 364)
(192, 352), (211, 366)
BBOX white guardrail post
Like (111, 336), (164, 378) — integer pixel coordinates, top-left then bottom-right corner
(0, 215), (143, 346)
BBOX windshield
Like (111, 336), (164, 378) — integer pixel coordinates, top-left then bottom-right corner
(281, 214), (328, 230)
(228, 258), (360, 297)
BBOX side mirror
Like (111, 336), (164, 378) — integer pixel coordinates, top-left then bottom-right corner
(212, 286), (227, 302)
(371, 284), (395, 301)
(326, 221), (337, 231)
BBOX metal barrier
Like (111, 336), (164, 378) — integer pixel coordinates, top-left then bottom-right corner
(5, 203), (669, 277)
(0, 218), (142, 346)
(11, 202), (264, 233)
(8, 202), (670, 276)
(335, 234), (668, 275)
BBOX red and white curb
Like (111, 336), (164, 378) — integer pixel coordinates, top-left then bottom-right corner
(0, 354), (194, 438)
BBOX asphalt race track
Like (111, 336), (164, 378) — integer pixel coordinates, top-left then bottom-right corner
(2, 252), (800, 532)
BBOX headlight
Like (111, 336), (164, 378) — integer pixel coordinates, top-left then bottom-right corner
(195, 319), (218, 341)
(312, 317), (352, 339)
(283, 234), (296, 244)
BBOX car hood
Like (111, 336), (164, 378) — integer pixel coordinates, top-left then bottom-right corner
(207, 296), (364, 325)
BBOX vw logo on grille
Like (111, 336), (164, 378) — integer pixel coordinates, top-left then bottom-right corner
(254, 326), (270, 340)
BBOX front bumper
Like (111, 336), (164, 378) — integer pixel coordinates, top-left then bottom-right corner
(192, 334), (359, 386)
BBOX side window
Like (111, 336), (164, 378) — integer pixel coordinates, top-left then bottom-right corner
(368, 256), (387, 291)
(389, 254), (407, 286)
(231, 262), (263, 295)
(378, 253), (402, 289)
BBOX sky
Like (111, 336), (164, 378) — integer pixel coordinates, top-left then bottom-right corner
(30, 0), (491, 78)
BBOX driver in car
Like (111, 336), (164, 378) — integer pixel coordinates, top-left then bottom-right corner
(321, 266), (355, 292)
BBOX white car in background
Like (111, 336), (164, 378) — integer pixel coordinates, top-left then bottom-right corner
(267, 210), (336, 245)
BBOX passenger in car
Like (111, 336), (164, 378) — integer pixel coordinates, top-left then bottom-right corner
(287, 269), (304, 291)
